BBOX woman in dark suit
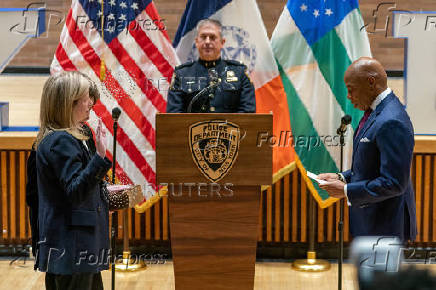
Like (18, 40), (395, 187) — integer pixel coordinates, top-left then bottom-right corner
(35, 71), (111, 290)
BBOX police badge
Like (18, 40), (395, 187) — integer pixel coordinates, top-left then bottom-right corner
(189, 120), (240, 182)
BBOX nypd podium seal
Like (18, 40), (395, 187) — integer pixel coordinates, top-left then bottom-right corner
(189, 120), (240, 182)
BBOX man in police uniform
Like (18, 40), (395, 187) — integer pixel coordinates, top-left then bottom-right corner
(166, 19), (256, 113)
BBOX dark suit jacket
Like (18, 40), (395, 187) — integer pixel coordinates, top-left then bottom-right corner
(166, 58), (256, 113)
(36, 131), (111, 274)
(26, 124), (97, 263)
(342, 92), (417, 241)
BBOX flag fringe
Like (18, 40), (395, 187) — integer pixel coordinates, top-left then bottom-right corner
(260, 162), (297, 192)
(294, 156), (338, 208)
(272, 161), (296, 184)
(134, 187), (168, 213)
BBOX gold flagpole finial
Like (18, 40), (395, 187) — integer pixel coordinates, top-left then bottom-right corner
(100, 59), (106, 81)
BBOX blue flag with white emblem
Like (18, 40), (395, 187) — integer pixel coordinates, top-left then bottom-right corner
(173, 0), (297, 180)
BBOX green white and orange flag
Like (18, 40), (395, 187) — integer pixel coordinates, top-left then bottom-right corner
(173, 0), (295, 181)
(271, 0), (372, 208)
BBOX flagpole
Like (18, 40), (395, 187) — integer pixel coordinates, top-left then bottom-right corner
(292, 191), (330, 272)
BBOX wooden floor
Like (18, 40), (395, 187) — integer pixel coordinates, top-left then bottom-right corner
(0, 259), (360, 290)
(3, 258), (436, 290)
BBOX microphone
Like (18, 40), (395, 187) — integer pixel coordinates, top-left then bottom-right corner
(337, 114), (352, 135)
(186, 69), (221, 113)
(209, 68), (219, 85)
(112, 107), (121, 122)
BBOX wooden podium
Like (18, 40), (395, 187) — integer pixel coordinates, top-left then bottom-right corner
(156, 113), (272, 290)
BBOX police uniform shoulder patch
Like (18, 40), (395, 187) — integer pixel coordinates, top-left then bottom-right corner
(224, 59), (245, 67)
(175, 61), (195, 70)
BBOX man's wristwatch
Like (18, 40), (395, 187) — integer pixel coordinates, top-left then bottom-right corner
(336, 173), (345, 183)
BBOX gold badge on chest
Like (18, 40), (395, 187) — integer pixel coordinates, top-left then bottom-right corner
(226, 71), (238, 82)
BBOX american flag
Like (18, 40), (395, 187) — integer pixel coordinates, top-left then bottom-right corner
(51, 0), (179, 201)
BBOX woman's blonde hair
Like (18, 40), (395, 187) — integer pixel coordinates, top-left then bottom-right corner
(35, 71), (99, 147)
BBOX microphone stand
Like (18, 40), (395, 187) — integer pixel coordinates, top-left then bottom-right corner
(337, 126), (345, 290)
(111, 110), (120, 290)
(186, 82), (220, 113)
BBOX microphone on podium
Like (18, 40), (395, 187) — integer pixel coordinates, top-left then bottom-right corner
(187, 68), (221, 113)
(337, 114), (352, 135)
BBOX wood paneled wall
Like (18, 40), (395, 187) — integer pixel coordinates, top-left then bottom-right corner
(1, 148), (435, 250)
(1, 0), (436, 70)
(0, 150), (31, 245)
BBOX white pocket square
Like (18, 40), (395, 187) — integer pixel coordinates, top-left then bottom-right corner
(359, 137), (371, 143)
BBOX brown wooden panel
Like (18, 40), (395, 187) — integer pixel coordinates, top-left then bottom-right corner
(146, 208), (151, 240)
(415, 137), (436, 154)
(327, 205), (333, 242)
(433, 157), (436, 241)
(415, 155), (423, 242)
(169, 186), (260, 290)
(1, 151), (7, 240)
(163, 195), (169, 241)
(19, 151), (26, 240)
(155, 201), (161, 241)
(300, 173), (307, 243)
(108, 213), (112, 242)
(274, 182), (280, 242)
(128, 208), (132, 240)
(3, 0), (436, 71)
(291, 170), (298, 242)
(283, 175), (290, 242)
(118, 210), (123, 239)
(156, 114), (272, 186)
(335, 202), (340, 242)
(9, 151), (16, 241)
(1, 146), (436, 251)
(344, 202), (350, 242)
(266, 187), (272, 242)
(134, 211), (141, 240)
(258, 190), (263, 242)
(423, 155), (431, 242)
(318, 206), (324, 243)
(0, 134), (36, 150)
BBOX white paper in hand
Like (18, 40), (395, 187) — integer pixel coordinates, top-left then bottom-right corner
(307, 171), (327, 185)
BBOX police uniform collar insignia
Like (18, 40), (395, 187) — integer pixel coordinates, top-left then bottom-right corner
(199, 58), (221, 68)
